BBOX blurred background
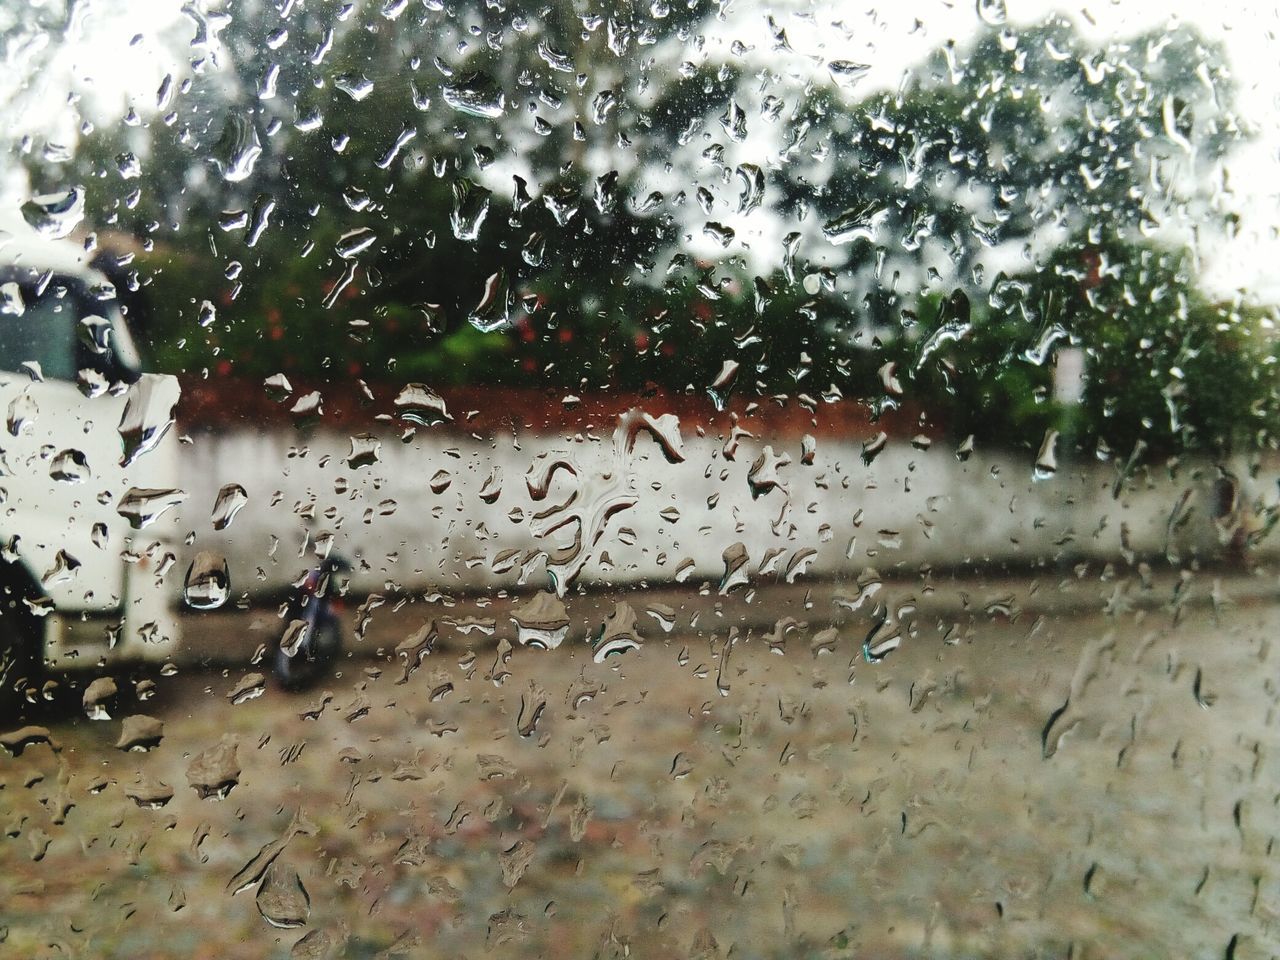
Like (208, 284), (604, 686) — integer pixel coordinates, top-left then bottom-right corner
(5, 0), (1279, 590)
(6, 0), (1280, 456)
(3, 1), (1280, 958)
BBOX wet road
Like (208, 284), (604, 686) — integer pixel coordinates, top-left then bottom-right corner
(2, 574), (1278, 959)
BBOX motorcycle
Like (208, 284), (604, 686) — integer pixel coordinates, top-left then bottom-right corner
(273, 554), (350, 689)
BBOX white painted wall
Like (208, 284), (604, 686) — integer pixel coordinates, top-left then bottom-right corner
(173, 421), (1268, 601)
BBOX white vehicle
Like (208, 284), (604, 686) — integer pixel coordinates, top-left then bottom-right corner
(0, 223), (182, 714)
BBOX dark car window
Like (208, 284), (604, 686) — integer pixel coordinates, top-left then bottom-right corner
(0, 280), (77, 381)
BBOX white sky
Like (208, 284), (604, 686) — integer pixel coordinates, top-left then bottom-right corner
(12, 0), (1280, 301)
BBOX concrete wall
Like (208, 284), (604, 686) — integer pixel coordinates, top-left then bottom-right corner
(173, 419), (1269, 601)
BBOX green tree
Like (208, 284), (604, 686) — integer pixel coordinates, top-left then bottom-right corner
(20, 5), (1278, 460)
(764, 15), (1266, 458)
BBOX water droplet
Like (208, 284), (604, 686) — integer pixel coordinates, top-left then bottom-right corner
(394, 621), (436, 683)
(0, 282), (24, 316)
(226, 809), (316, 895)
(49, 448), (89, 483)
(878, 361), (903, 397)
(125, 777), (174, 809)
(784, 548), (817, 584)
(429, 469), (452, 494)
(703, 221), (735, 247)
(861, 431), (888, 466)
(1034, 429), (1059, 480)
(707, 360), (739, 411)
(290, 391), (322, 422)
(542, 184), (579, 226)
(291, 930), (335, 960)
(479, 467), (502, 504)
(747, 445), (791, 498)
(246, 194), (275, 247)
(228, 672), (267, 705)
(719, 542), (750, 595)
(537, 39), (574, 72)
(373, 124), (414, 168)
(511, 174), (534, 212)
(863, 614), (901, 663)
(468, 270), (512, 332)
(184, 551), (231, 610)
(344, 434), (380, 469)
(499, 840), (535, 888)
(40, 549), (80, 587)
(516, 681), (547, 737)
(211, 483), (248, 530)
(258, 62), (280, 99)
(975, 0), (1008, 25)
(591, 89), (619, 124)
(822, 202), (888, 245)
(0, 726), (59, 756)
(1024, 322), (1069, 366)
(828, 59), (871, 89)
(670, 752), (694, 779)
(20, 187), (85, 239)
(117, 487), (187, 529)
(212, 116), (262, 183)
(594, 171), (619, 213)
(186, 735), (240, 799)
(617, 408), (686, 462)
(79, 314), (112, 357)
(335, 227), (376, 259)
(83, 677), (117, 721)
(522, 232), (546, 267)
(219, 210), (249, 231)
(394, 383), (451, 425)
(256, 862), (311, 929)
(735, 163), (764, 214)
(115, 714), (164, 752)
(333, 72), (374, 101)
(6, 392), (36, 436)
(118, 374), (180, 467)
(154, 71), (174, 109)
(606, 16), (631, 55)
(279, 619), (309, 658)
(115, 152), (141, 179)
(264, 373), (293, 402)
(442, 72), (504, 118)
(593, 602), (642, 662)
(635, 190), (664, 214)
(450, 177), (491, 241)
(511, 592), (570, 649)
(800, 434), (817, 465)
(720, 100), (747, 141)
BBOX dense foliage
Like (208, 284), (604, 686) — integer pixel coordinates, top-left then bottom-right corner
(19, 1), (1278, 459)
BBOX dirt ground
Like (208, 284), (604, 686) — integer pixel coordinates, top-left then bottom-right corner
(2, 572), (1279, 959)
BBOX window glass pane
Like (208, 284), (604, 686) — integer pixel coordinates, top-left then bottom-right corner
(1, 2), (1278, 958)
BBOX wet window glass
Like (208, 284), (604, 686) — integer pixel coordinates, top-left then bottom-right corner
(2, 1), (1279, 957)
